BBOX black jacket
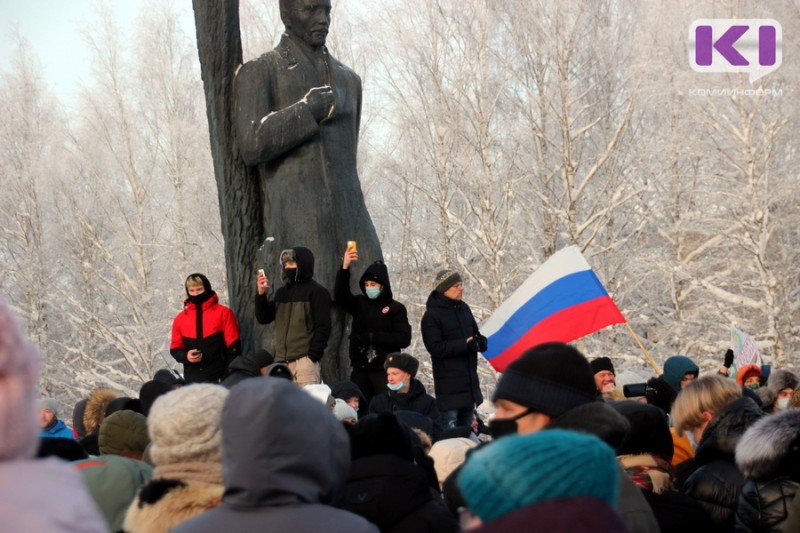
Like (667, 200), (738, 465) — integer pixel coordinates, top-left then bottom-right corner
(735, 409), (800, 532)
(420, 291), (484, 412)
(368, 379), (440, 425)
(334, 262), (411, 369)
(255, 247), (332, 362)
(678, 397), (763, 531)
(342, 454), (459, 533)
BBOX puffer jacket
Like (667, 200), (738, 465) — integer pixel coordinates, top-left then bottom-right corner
(679, 397), (763, 531)
(334, 261), (411, 369)
(420, 291), (484, 412)
(734, 409), (800, 532)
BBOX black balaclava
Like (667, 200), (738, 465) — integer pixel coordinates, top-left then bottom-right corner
(185, 273), (215, 338)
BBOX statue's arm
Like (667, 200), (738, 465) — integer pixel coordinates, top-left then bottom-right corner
(235, 60), (322, 166)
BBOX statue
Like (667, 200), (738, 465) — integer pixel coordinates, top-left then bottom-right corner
(192, 0), (382, 381)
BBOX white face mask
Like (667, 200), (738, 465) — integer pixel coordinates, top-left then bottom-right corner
(777, 398), (790, 411)
(686, 430), (699, 450)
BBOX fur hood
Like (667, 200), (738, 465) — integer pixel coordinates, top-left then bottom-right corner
(83, 388), (118, 434)
(736, 409), (800, 481)
(124, 479), (223, 533)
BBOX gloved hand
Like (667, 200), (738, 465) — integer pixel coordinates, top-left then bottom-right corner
(723, 349), (734, 368)
(468, 334), (488, 353)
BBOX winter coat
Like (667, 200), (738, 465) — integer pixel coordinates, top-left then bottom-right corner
(369, 379), (440, 422)
(235, 33), (381, 293)
(124, 474), (224, 533)
(172, 378), (378, 533)
(420, 290), (484, 412)
(549, 401), (661, 533)
(0, 458), (107, 532)
(170, 292), (241, 383)
(468, 496), (631, 533)
(429, 437), (477, 490)
(334, 262), (411, 370)
(41, 419), (75, 439)
(734, 409), (800, 532)
(255, 246), (332, 363)
(221, 352), (263, 389)
(678, 397), (763, 531)
(74, 454), (153, 533)
(342, 454), (459, 533)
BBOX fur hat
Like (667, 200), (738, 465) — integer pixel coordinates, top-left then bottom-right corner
(662, 356), (699, 392)
(493, 343), (597, 418)
(0, 297), (41, 461)
(38, 398), (59, 418)
(590, 357), (615, 375)
(99, 410), (150, 456)
(767, 369), (798, 395)
(148, 384), (229, 466)
(736, 365), (762, 387)
(458, 429), (619, 523)
(333, 398), (358, 422)
(434, 270), (462, 293)
(384, 352), (419, 377)
(736, 409), (800, 480)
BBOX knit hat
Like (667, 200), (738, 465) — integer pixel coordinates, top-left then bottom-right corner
(458, 429), (619, 523)
(589, 357), (615, 375)
(251, 349), (274, 369)
(434, 269), (462, 293)
(493, 343), (597, 418)
(38, 398), (59, 418)
(138, 380), (173, 417)
(348, 412), (414, 461)
(153, 368), (186, 387)
(148, 384), (229, 466)
(736, 365), (762, 387)
(384, 352), (419, 377)
(611, 401), (673, 461)
(305, 384), (335, 410)
(429, 437), (477, 489)
(662, 355), (699, 392)
(0, 297), (41, 461)
(333, 398), (358, 422)
(98, 410), (150, 455)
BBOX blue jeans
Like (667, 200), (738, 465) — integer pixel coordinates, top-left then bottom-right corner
(440, 407), (474, 430)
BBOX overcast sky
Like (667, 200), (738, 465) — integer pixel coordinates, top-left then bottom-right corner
(0, 1), (178, 101)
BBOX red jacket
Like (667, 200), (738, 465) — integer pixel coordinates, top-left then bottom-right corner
(170, 293), (240, 383)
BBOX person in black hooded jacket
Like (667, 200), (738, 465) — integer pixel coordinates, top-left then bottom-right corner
(335, 246), (411, 404)
(255, 246), (332, 386)
(420, 270), (486, 430)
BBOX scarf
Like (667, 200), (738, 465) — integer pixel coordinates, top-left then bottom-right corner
(618, 453), (675, 494)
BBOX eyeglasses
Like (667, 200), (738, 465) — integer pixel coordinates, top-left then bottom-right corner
(279, 249), (296, 265)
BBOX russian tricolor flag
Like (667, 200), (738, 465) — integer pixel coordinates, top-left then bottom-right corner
(481, 246), (626, 372)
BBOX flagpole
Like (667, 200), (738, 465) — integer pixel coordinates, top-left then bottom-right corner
(625, 323), (661, 375)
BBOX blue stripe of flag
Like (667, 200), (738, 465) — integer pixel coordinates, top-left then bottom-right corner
(483, 269), (610, 361)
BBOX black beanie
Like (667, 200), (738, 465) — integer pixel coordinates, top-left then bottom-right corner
(434, 270), (462, 293)
(348, 412), (414, 461)
(139, 380), (173, 417)
(384, 352), (419, 377)
(590, 357), (615, 375)
(493, 342), (597, 418)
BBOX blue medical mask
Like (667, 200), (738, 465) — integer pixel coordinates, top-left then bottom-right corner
(365, 287), (382, 299)
(387, 381), (405, 391)
(777, 398), (790, 411)
(686, 430), (699, 450)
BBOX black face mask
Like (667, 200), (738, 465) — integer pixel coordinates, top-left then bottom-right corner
(187, 290), (214, 305)
(489, 408), (532, 439)
(281, 267), (298, 284)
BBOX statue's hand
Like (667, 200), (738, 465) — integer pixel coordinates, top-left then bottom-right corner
(304, 86), (335, 123)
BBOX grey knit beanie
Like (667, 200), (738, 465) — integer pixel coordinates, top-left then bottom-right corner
(434, 270), (462, 293)
(38, 398), (59, 419)
(147, 384), (229, 466)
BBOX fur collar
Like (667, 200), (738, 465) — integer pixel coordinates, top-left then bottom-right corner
(736, 409), (800, 480)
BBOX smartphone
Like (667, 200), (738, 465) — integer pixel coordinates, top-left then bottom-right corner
(347, 241), (357, 253)
(257, 268), (265, 277)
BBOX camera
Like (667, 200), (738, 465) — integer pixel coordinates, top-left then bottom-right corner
(623, 382), (658, 405)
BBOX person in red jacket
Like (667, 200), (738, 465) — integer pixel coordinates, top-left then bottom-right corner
(170, 273), (241, 383)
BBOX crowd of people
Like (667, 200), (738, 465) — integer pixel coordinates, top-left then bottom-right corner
(3, 239), (800, 532)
